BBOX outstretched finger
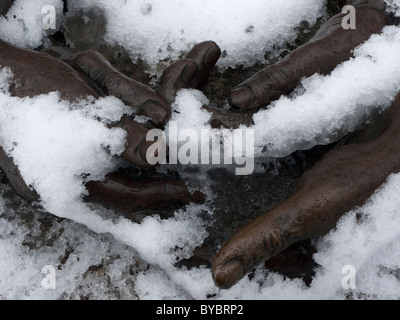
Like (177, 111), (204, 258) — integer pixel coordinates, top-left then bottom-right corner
(228, 66), (286, 111)
(85, 172), (205, 216)
(48, 47), (171, 128)
(229, 5), (387, 111)
(211, 203), (298, 289)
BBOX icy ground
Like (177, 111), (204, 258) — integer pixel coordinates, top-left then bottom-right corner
(1, 0), (400, 300)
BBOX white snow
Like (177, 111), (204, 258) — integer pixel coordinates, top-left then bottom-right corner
(65, 0), (327, 69)
(0, 69), (211, 299)
(0, 0), (64, 49)
(0, 183), (148, 300)
(386, 0), (400, 16)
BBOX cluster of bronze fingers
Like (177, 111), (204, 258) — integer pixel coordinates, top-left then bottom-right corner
(0, 39), (223, 215)
(157, 41), (259, 129)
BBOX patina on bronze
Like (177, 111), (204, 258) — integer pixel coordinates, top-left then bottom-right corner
(85, 172), (204, 214)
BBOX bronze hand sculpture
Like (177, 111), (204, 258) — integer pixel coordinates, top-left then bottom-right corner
(0, 0), (398, 292)
(211, 0), (397, 288)
(0, 37), (221, 213)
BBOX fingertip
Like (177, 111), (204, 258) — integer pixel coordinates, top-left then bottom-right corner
(212, 258), (244, 290)
(229, 85), (256, 110)
(0, 147), (40, 201)
(203, 41), (222, 69)
(119, 118), (155, 168)
(139, 99), (170, 127)
(185, 41), (221, 90)
(182, 60), (199, 85)
(186, 41), (221, 69)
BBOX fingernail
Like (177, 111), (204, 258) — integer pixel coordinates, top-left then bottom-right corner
(229, 85), (256, 110)
(212, 259), (244, 289)
(203, 42), (221, 68)
(186, 41), (221, 67)
(140, 100), (170, 127)
(181, 60), (198, 85)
